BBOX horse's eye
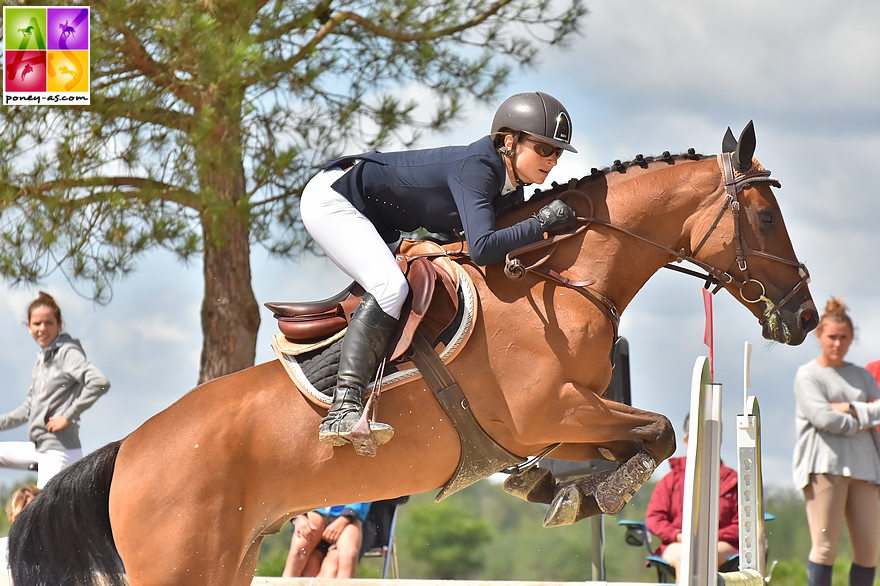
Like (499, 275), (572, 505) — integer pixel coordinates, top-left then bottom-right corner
(759, 212), (774, 225)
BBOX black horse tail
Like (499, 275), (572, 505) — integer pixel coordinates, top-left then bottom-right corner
(9, 440), (126, 586)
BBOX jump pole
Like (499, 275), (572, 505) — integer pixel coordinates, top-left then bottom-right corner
(677, 354), (765, 586)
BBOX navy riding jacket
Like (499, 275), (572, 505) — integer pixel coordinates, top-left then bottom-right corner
(324, 136), (544, 266)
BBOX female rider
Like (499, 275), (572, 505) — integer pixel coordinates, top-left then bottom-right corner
(300, 91), (579, 455)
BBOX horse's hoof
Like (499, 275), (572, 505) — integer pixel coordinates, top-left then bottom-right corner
(594, 450), (656, 515)
(503, 467), (556, 504)
(543, 485), (602, 527)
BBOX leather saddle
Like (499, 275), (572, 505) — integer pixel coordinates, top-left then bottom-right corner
(265, 240), (465, 362)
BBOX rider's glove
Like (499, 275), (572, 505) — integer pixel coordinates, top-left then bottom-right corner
(534, 199), (578, 233)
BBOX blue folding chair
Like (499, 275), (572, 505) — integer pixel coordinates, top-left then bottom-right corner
(618, 514), (775, 583)
(360, 496), (408, 578)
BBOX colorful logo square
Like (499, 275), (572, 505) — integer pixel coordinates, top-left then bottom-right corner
(5, 7), (47, 51)
(47, 8), (89, 51)
(5, 51), (47, 92)
(48, 50), (88, 92)
(3, 6), (90, 105)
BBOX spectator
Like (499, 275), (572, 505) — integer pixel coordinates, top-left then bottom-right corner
(0, 292), (110, 488)
(645, 413), (738, 581)
(793, 297), (880, 586)
(5, 485), (40, 524)
(0, 485), (42, 574)
(282, 502), (371, 578)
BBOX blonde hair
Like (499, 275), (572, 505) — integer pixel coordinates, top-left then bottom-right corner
(816, 297), (854, 338)
(6, 485), (41, 524)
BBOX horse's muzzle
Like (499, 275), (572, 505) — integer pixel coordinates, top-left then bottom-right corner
(762, 300), (818, 345)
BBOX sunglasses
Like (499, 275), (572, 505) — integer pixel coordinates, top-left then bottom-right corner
(521, 137), (564, 159)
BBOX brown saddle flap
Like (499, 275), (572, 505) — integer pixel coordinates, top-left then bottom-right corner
(386, 257), (459, 361)
(264, 241), (461, 359)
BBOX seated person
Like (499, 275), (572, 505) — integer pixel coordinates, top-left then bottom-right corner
(282, 502), (371, 578)
(1, 485), (41, 571)
(645, 414), (738, 581)
(6, 485), (40, 524)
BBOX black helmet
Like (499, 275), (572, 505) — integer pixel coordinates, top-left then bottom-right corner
(491, 91), (577, 153)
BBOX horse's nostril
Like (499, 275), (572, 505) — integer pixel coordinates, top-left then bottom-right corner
(799, 309), (818, 331)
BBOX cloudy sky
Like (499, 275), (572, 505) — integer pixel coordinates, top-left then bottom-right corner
(2, 1), (880, 491)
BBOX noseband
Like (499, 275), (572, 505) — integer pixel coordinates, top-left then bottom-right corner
(503, 153), (811, 329)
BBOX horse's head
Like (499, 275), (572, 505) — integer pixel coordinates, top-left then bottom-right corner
(691, 122), (817, 345)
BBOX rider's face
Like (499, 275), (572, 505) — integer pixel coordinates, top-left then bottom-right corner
(504, 134), (559, 185)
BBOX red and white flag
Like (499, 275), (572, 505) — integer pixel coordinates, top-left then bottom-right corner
(702, 288), (714, 381)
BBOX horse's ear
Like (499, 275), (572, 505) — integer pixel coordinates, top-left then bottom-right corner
(734, 120), (756, 172)
(722, 127), (737, 153)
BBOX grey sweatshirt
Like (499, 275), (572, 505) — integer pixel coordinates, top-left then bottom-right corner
(0, 332), (110, 452)
(792, 359), (880, 490)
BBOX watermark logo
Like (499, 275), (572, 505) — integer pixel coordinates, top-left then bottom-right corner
(4, 6), (90, 105)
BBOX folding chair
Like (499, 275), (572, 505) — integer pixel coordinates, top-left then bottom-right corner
(360, 496), (408, 578)
(618, 514), (774, 583)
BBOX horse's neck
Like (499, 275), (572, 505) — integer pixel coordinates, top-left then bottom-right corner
(579, 158), (723, 314)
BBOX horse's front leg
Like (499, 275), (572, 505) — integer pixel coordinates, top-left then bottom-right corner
(502, 389), (676, 527)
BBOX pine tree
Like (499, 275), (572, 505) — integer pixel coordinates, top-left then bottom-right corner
(0, 0), (586, 382)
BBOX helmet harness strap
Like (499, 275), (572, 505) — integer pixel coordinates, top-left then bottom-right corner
(498, 132), (530, 187)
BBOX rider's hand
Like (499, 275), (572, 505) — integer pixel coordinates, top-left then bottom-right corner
(535, 199), (577, 233)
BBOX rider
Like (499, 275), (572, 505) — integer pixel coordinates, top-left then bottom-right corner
(300, 91), (580, 455)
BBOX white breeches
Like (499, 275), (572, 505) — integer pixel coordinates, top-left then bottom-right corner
(0, 441), (83, 488)
(300, 168), (409, 319)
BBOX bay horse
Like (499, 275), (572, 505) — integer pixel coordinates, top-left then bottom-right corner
(10, 122), (816, 586)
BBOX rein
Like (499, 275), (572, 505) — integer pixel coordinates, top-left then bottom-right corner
(503, 155), (811, 333)
(504, 178), (621, 345)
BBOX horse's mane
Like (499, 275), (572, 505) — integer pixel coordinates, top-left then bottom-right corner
(512, 149), (709, 211)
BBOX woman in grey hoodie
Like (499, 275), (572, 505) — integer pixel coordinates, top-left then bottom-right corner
(0, 292), (110, 488)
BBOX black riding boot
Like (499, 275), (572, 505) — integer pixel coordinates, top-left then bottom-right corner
(319, 293), (397, 454)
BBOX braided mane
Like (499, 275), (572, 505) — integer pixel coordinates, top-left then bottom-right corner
(519, 148), (708, 209)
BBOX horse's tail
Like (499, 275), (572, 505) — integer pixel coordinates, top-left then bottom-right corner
(9, 440), (126, 586)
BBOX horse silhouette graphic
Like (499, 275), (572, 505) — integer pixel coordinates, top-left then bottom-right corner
(21, 63), (34, 81)
(18, 26), (34, 38)
(59, 20), (76, 39)
(59, 65), (76, 77)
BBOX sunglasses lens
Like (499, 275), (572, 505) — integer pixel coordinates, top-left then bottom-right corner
(532, 142), (561, 158)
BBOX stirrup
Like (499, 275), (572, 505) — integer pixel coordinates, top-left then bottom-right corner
(317, 414), (394, 450)
(348, 410), (394, 457)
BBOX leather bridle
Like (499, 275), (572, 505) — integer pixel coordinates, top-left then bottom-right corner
(503, 153), (811, 333)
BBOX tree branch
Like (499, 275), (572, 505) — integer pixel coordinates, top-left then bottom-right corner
(15, 177), (202, 211)
(341, 0), (515, 42)
(92, 0), (200, 107)
(251, 0), (515, 84)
